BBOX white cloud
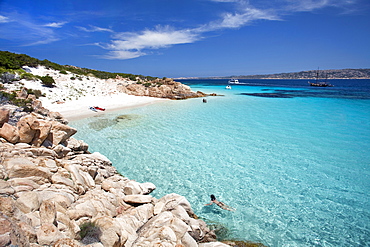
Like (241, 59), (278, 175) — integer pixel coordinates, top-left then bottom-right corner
(283, 0), (356, 12)
(103, 50), (145, 60)
(78, 25), (113, 33)
(0, 15), (10, 23)
(99, 6), (279, 60)
(0, 12), (61, 46)
(44, 21), (67, 28)
(218, 8), (279, 28)
(99, 26), (199, 59)
(99, 0), (357, 60)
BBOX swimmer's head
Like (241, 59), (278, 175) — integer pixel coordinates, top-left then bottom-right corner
(210, 194), (216, 201)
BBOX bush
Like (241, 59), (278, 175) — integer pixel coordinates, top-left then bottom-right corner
(0, 91), (33, 111)
(26, 88), (43, 98)
(80, 221), (101, 244)
(39, 75), (55, 87)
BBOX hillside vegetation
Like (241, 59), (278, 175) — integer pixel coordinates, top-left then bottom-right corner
(0, 50), (157, 81)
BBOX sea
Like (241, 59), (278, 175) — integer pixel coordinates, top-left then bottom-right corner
(70, 79), (370, 247)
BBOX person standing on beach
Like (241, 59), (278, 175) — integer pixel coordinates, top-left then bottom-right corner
(205, 194), (235, 211)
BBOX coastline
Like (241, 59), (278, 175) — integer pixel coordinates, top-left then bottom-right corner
(41, 93), (168, 121)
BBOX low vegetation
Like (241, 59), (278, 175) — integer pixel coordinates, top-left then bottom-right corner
(79, 221), (101, 241)
(0, 50), (158, 81)
(0, 90), (33, 112)
(38, 75), (55, 87)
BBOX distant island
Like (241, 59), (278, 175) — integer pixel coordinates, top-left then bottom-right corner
(177, 68), (370, 80)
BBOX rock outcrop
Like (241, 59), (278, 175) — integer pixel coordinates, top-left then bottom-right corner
(0, 109), (228, 247)
(118, 78), (207, 100)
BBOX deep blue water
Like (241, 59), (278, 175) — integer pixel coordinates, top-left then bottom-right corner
(71, 79), (370, 247)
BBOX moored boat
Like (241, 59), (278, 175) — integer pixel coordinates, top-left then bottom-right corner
(228, 79), (239, 84)
(308, 68), (334, 87)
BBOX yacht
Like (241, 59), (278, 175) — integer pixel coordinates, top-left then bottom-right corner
(228, 79), (239, 84)
(308, 68), (334, 87)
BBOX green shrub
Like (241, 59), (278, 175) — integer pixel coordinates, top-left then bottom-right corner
(21, 72), (37, 81)
(79, 221), (101, 241)
(26, 88), (43, 98)
(39, 75), (55, 87)
(59, 70), (67, 74)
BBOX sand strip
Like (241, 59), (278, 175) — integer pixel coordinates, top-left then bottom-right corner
(41, 93), (168, 121)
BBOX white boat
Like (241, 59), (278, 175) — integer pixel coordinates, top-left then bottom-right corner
(226, 85), (232, 89)
(228, 79), (239, 84)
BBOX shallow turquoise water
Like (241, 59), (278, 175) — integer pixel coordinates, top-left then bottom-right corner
(71, 81), (370, 246)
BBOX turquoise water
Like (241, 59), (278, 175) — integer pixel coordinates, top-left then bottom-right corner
(71, 80), (370, 246)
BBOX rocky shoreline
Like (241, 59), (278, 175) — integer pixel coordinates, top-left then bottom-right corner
(0, 103), (235, 246)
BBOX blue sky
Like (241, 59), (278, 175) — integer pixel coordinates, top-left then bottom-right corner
(0, 0), (369, 77)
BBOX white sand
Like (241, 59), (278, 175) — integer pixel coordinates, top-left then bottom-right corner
(41, 93), (166, 121)
(9, 66), (168, 121)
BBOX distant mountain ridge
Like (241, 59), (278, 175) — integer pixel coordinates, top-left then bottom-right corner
(178, 69), (370, 80)
(234, 69), (370, 79)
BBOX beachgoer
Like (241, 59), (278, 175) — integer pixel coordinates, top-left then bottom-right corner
(205, 194), (235, 211)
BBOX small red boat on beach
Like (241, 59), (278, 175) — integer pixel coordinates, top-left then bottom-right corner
(93, 106), (106, 111)
(89, 106), (106, 112)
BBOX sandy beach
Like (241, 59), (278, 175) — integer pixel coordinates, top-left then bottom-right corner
(14, 66), (169, 121)
(41, 94), (167, 121)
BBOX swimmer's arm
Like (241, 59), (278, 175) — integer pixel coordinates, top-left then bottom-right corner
(205, 202), (213, 206)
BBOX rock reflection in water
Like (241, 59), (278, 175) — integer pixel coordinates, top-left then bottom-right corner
(88, 114), (143, 131)
(88, 118), (115, 131)
(114, 114), (142, 128)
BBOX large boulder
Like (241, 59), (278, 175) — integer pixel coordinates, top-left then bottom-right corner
(134, 211), (189, 247)
(31, 120), (52, 147)
(0, 123), (19, 143)
(39, 200), (57, 225)
(66, 138), (88, 152)
(124, 195), (153, 204)
(17, 115), (39, 143)
(36, 223), (64, 246)
(93, 216), (126, 247)
(15, 191), (40, 213)
(6, 158), (52, 180)
(47, 121), (77, 146)
(0, 108), (10, 127)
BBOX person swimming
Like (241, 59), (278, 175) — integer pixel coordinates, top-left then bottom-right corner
(205, 194), (235, 211)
